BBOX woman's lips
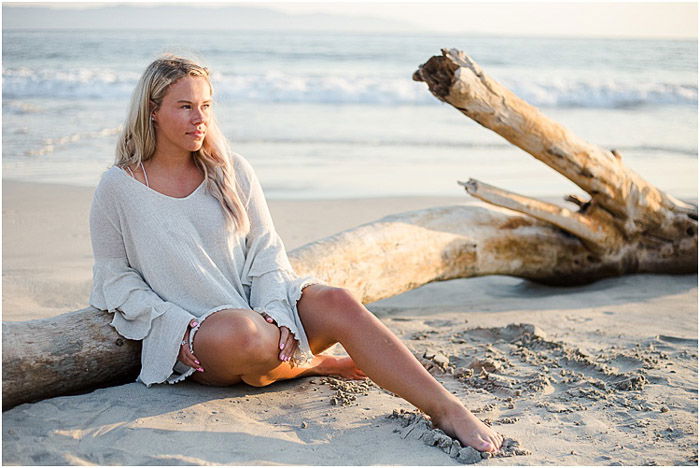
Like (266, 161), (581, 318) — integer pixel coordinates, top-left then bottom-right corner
(189, 131), (205, 139)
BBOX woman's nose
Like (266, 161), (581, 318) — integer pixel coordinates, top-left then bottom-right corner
(192, 108), (207, 124)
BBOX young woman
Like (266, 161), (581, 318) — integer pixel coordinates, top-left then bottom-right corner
(89, 54), (503, 453)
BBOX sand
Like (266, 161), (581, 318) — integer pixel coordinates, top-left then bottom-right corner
(2, 179), (698, 465)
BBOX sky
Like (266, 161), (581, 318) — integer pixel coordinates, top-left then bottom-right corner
(3, 1), (698, 38)
(263, 1), (699, 38)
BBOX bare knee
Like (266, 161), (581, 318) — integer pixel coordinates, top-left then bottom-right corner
(217, 313), (279, 368)
(192, 309), (280, 384)
(324, 287), (359, 308)
(312, 286), (370, 337)
(305, 286), (359, 311)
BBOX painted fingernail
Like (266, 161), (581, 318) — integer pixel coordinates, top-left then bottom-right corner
(192, 321), (199, 327)
(195, 360), (200, 365)
(197, 367), (204, 372)
(280, 343), (285, 350)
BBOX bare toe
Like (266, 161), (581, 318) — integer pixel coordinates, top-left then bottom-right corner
(489, 434), (502, 451)
(433, 404), (503, 453)
(476, 437), (495, 452)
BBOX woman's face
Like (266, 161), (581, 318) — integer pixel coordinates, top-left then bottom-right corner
(152, 75), (212, 157)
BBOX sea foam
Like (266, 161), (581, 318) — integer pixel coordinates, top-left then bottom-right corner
(3, 67), (697, 108)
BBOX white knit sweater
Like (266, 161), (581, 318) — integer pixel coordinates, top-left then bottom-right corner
(89, 152), (321, 386)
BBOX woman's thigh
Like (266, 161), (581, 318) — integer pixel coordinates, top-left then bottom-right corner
(189, 308), (281, 386)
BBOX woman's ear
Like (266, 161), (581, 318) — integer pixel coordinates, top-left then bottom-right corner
(148, 99), (158, 119)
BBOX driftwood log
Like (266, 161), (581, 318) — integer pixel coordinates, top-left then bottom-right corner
(3, 49), (696, 410)
(412, 48), (697, 273)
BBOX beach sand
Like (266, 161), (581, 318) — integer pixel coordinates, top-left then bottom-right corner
(2, 179), (698, 465)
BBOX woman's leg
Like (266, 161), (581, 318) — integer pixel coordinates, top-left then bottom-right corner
(188, 308), (276, 386)
(189, 308), (363, 387)
(295, 284), (504, 452)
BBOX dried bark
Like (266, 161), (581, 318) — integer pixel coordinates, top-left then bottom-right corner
(3, 308), (140, 410)
(412, 48), (697, 272)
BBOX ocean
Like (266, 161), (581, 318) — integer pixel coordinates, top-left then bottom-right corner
(2, 29), (697, 200)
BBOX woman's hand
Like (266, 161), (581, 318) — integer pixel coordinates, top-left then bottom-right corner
(260, 312), (299, 362)
(178, 319), (204, 372)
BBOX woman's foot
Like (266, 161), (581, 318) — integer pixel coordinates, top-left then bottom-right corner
(431, 401), (504, 453)
(315, 355), (367, 380)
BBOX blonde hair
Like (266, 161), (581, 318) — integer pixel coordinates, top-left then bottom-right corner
(115, 53), (250, 235)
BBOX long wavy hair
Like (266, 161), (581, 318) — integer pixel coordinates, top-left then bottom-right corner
(115, 53), (250, 235)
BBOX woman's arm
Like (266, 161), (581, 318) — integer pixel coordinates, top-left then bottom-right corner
(89, 184), (202, 384)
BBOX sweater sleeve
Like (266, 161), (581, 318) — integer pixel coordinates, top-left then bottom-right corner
(88, 183), (196, 386)
(236, 155), (321, 364)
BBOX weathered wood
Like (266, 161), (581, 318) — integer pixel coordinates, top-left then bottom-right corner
(459, 178), (622, 253)
(413, 48), (697, 272)
(412, 49), (697, 239)
(2, 308), (141, 410)
(289, 203), (603, 303)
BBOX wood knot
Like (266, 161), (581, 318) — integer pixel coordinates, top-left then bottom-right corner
(115, 338), (124, 346)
